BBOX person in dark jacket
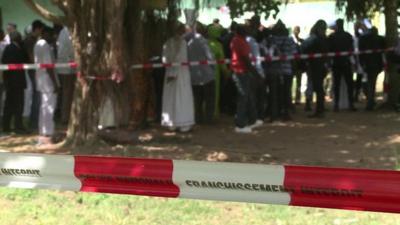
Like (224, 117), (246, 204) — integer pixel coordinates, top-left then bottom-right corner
(328, 19), (356, 111)
(2, 31), (28, 133)
(302, 20), (329, 118)
(359, 27), (385, 111)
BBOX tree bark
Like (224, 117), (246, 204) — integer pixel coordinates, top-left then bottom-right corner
(384, 0), (399, 107)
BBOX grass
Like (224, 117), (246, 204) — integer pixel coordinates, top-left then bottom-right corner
(0, 188), (399, 225)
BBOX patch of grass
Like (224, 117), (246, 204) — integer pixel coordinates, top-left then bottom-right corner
(0, 188), (399, 225)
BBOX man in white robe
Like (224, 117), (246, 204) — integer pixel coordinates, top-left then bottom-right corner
(161, 24), (195, 132)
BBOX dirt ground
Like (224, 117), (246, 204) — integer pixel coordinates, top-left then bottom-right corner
(1, 100), (399, 170)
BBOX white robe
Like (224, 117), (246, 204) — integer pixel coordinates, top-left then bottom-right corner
(161, 36), (195, 128)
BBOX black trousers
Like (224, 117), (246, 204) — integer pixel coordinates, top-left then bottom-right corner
(333, 66), (354, 108)
(3, 88), (25, 131)
(232, 73), (257, 128)
(366, 71), (380, 110)
(252, 74), (267, 120)
(193, 81), (215, 124)
(309, 69), (326, 114)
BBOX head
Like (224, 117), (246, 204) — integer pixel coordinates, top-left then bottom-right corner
(6, 23), (17, 34)
(213, 19), (220, 25)
(311, 19), (327, 37)
(235, 24), (247, 37)
(196, 22), (207, 36)
(271, 20), (288, 36)
(32, 20), (45, 37)
(41, 26), (54, 43)
(370, 26), (379, 36)
(250, 15), (261, 30)
(9, 31), (22, 44)
(335, 18), (344, 31)
(174, 23), (186, 37)
(293, 26), (300, 36)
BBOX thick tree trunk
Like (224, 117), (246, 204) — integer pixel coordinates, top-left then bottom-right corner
(384, 0), (400, 107)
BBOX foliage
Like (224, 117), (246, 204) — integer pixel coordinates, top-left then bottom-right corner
(335, 0), (383, 20)
(226, 0), (284, 19)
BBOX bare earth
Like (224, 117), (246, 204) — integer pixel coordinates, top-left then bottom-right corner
(1, 101), (400, 171)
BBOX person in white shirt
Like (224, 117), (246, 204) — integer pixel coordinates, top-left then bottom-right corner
(4, 23), (17, 44)
(34, 26), (60, 144)
(56, 26), (76, 125)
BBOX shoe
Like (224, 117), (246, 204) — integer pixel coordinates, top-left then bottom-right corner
(348, 106), (357, 112)
(304, 104), (312, 112)
(333, 105), (339, 112)
(281, 114), (292, 122)
(308, 113), (325, 119)
(235, 127), (253, 134)
(249, 120), (264, 129)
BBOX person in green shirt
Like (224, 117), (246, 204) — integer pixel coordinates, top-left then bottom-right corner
(207, 24), (230, 117)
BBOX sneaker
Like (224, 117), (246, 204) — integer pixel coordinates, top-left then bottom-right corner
(249, 120), (264, 129)
(235, 127), (253, 134)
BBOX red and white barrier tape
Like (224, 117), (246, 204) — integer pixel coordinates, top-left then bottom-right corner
(0, 48), (393, 72)
(1, 153), (400, 214)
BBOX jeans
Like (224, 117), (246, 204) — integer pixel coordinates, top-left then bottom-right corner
(28, 71), (40, 129)
(309, 69), (326, 114)
(232, 73), (257, 128)
(192, 81), (215, 124)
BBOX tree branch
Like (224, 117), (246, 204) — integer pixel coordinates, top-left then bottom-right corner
(24, 0), (66, 24)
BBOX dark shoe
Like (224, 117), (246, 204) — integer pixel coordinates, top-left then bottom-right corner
(349, 106), (357, 112)
(304, 104), (312, 112)
(308, 112), (325, 119)
(281, 114), (292, 122)
(333, 105), (339, 112)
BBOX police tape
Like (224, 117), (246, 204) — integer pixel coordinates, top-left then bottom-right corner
(0, 48), (393, 72)
(1, 153), (400, 214)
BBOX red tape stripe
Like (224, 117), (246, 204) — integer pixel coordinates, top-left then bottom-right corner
(284, 165), (400, 213)
(74, 156), (179, 197)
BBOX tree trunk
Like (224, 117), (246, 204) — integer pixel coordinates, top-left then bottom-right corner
(384, 0), (399, 107)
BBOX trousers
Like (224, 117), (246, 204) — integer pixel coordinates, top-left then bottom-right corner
(39, 92), (57, 136)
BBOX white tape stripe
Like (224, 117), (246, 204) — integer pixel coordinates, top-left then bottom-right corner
(0, 153), (81, 191)
(172, 160), (290, 205)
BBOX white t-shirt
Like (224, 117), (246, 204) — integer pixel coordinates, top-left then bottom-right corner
(34, 39), (59, 93)
(57, 27), (75, 74)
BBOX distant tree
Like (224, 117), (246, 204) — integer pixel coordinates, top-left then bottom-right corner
(24, 0), (285, 147)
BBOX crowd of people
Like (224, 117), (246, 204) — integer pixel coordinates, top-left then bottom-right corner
(0, 17), (389, 141)
(160, 17), (387, 133)
(0, 20), (75, 144)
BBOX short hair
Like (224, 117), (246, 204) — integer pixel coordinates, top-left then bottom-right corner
(42, 26), (54, 36)
(32, 20), (45, 31)
(9, 31), (22, 42)
(7, 23), (17, 29)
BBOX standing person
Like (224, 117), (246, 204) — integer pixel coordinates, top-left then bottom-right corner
(247, 18), (266, 123)
(208, 24), (229, 117)
(302, 20), (330, 118)
(292, 26), (306, 105)
(2, 31), (28, 133)
(0, 30), (7, 126)
(24, 20), (45, 130)
(261, 20), (297, 121)
(359, 27), (386, 111)
(4, 23), (17, 44)
(328, 19), (356, 112)
(186, 22), (216, 124)
(34, 27), (60, 144)
(220, 22), (238, 115)
(56, 26), (76, 125)
(161, 23), (195, 132)
(230, 24), (262, 133)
